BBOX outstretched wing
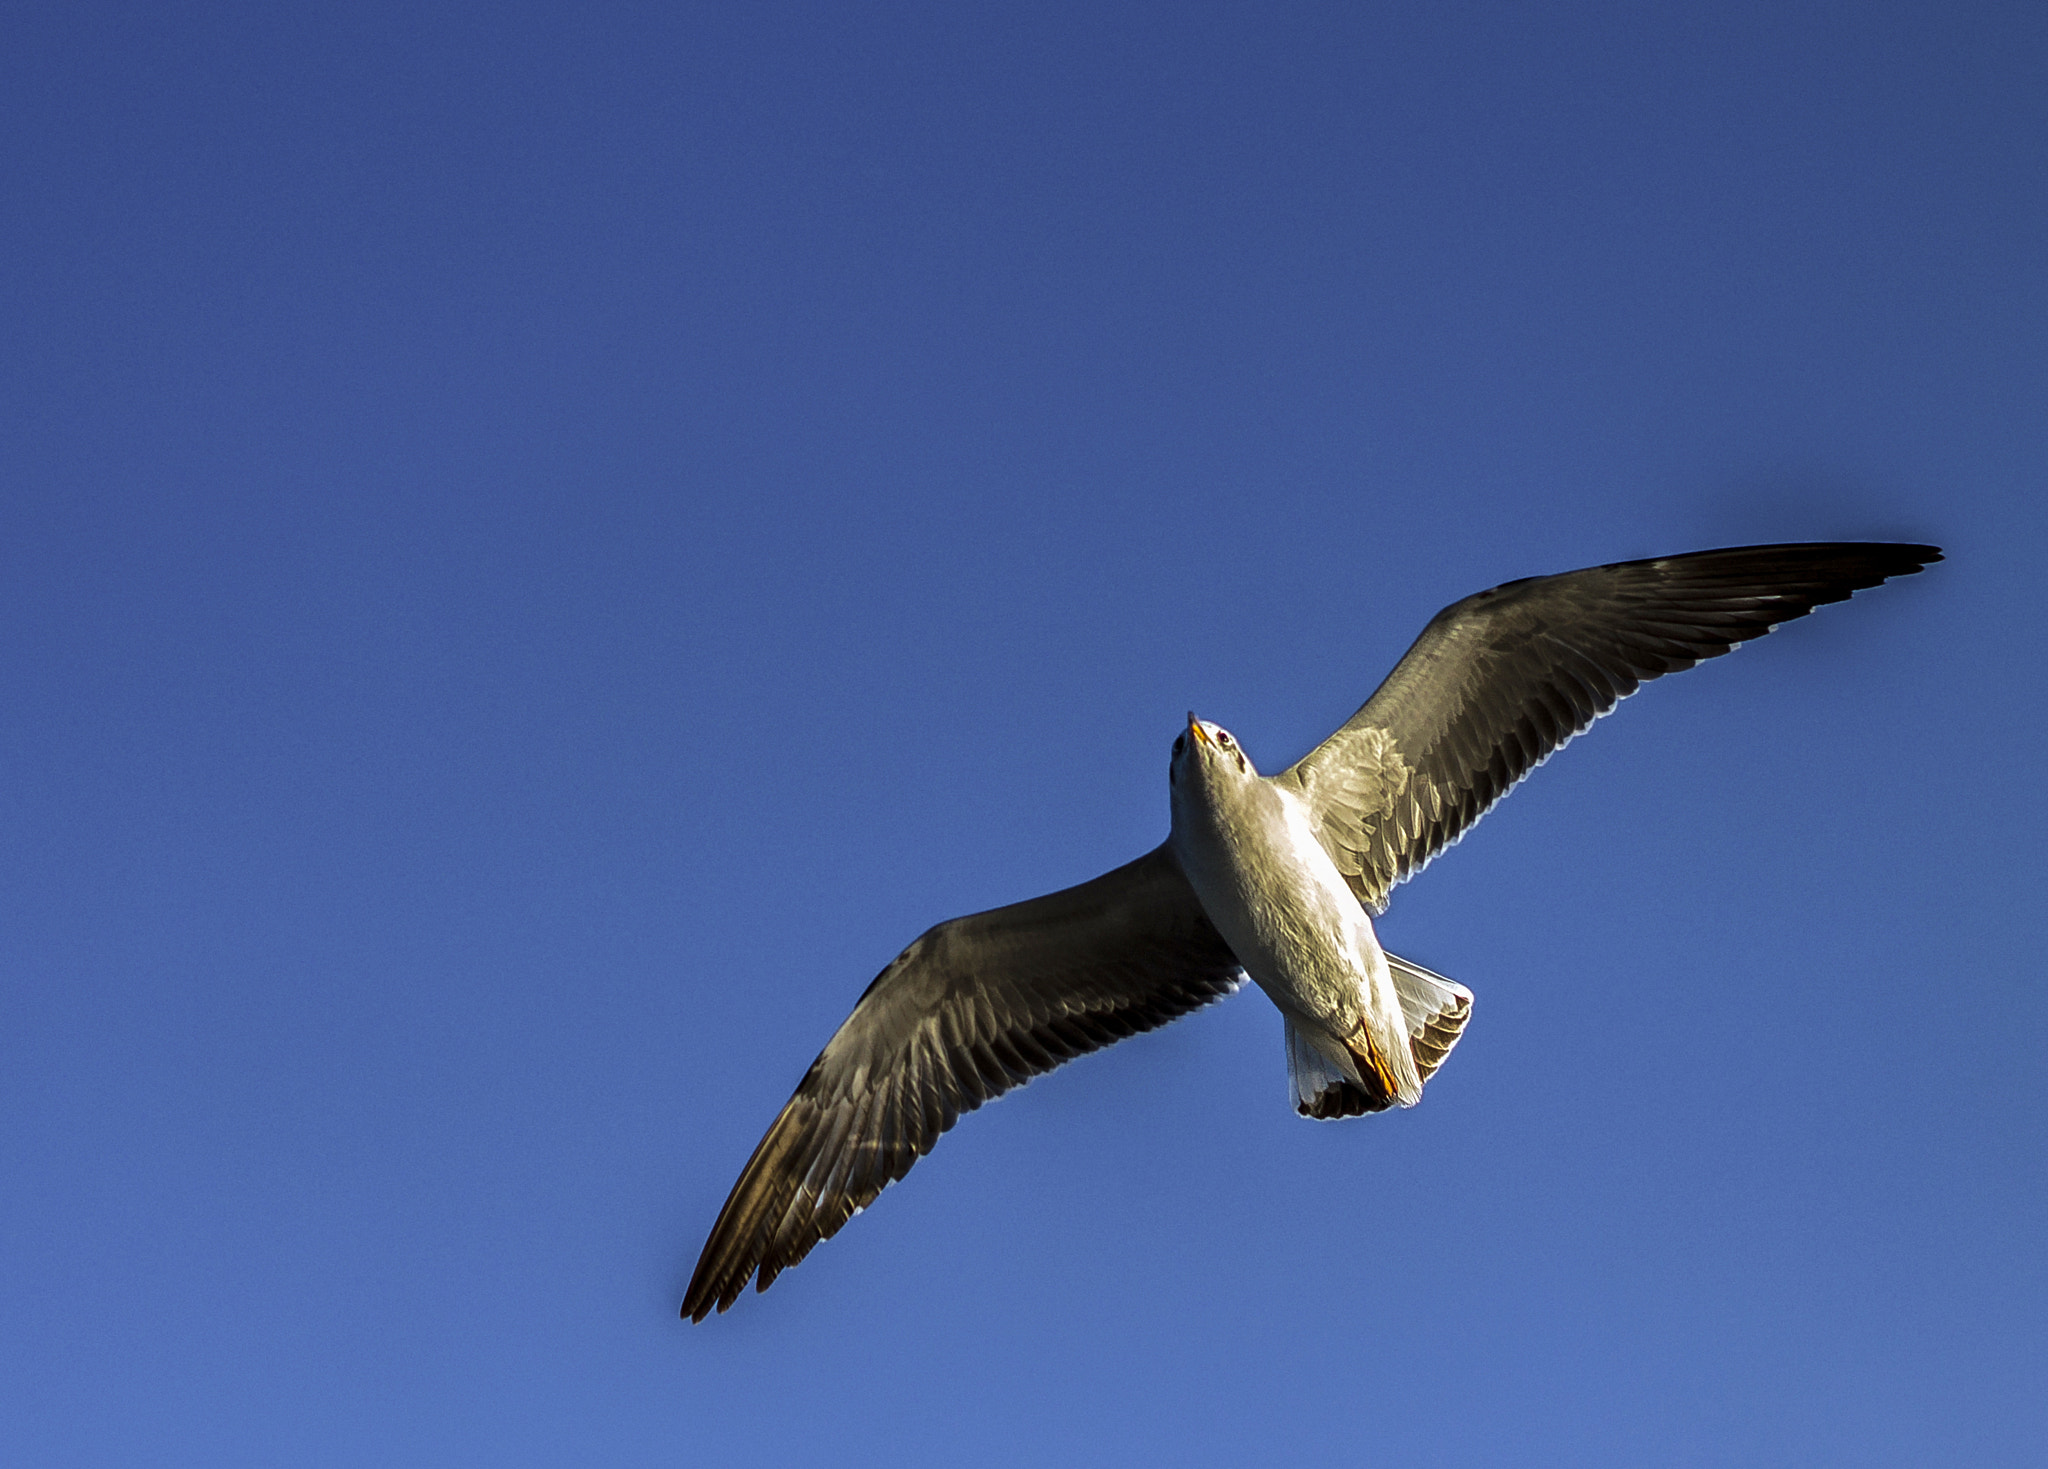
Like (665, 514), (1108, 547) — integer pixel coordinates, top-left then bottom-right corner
(683, 842), (1242, 1320)
(1281, 542), (1939, 913)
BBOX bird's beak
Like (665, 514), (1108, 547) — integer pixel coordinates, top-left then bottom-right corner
(1186, 711), (1209, 746)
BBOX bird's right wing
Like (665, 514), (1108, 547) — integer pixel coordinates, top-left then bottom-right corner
(683, 842), (1242, 1320)
(1281, 542), (1939, 913)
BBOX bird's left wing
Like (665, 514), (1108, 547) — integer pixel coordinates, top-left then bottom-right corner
(683, 842), (1242, 1320)
(1279, 542), (1939, 913)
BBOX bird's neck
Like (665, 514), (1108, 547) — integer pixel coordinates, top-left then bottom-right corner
(1170, 772), (1273, 866)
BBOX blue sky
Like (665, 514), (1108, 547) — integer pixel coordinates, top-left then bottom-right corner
(3, 2), (2042, 1464)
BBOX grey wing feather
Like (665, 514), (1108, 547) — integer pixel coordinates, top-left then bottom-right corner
(1281, 542), (1940, 913)
(682, 842), (1243, 1320)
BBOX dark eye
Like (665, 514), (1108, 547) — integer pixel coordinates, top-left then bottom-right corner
(1172, 735), (1185, 756)
(1217, 731), (1233, 747)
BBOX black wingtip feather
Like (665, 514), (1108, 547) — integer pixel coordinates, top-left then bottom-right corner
(1290, 541), (1941, 912)
(681, 846), (1244, 1320)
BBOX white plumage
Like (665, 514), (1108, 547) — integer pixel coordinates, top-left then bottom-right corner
(683, 541), (1936, 1319)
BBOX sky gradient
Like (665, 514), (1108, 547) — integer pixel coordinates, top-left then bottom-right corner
(3, 2), (2043, 1465)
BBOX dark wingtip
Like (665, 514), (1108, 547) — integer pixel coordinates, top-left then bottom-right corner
(1871, 542), (1941, 570)
(1827, 541), (1943, 589)
(681, 1229), (758, 1323)
(1849, 541), (1944, 589)
(681, 1280), (738, 1323)
(679, 1245), (727, 1323)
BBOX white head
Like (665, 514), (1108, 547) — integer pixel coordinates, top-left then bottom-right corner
(1170, 711), (1259, 800)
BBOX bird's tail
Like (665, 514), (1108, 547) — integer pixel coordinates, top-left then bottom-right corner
(1287, 1019), (1379, 1118)
(1286, 953), (1473, 1119)
(1387, 952), (1473, 1084)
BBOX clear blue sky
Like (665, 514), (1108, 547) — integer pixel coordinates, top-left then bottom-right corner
(3, 2), (2042, 1464)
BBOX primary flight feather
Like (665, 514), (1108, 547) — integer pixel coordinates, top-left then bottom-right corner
(683, 541), (1938, 1320)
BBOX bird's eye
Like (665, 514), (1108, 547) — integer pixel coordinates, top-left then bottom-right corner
(1218, 731), (1233, 747)
(1172, 735), (1185, 756)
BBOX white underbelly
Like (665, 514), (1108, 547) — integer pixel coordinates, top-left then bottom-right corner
(1174, 786), (1392, 1036)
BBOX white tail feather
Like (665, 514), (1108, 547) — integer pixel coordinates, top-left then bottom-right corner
(1284, 956), (1475, 1119)
(1386, 952), (1474, 1083)
(1285, 1016), (1355, 1114)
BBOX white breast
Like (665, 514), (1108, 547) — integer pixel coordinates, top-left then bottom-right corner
(1171, 776), (1384, 1031)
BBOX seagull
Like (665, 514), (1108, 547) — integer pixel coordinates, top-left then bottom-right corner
(682, 541), (1938, 1319)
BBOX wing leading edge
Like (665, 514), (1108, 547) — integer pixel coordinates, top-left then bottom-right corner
(1283, 541), (1940, 912)
(683, 843), (1242, 1320)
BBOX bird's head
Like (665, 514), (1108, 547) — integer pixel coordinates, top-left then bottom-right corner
(1171, 711), (1256, 794)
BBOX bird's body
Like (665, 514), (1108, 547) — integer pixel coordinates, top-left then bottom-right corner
(682, 541), (1939, 1320)
(1169, 718), (1421, 1109)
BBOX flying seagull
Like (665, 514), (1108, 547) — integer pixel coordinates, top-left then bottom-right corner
(683, 541), (1938, 1320)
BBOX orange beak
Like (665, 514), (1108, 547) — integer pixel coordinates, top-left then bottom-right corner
(1186, 711), (1209, 746)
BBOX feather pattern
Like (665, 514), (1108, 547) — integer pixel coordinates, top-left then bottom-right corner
(682, 843), (1243, 1319)
(683, 540), (1938, 1318)
(1281, 542), (1940, 912)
